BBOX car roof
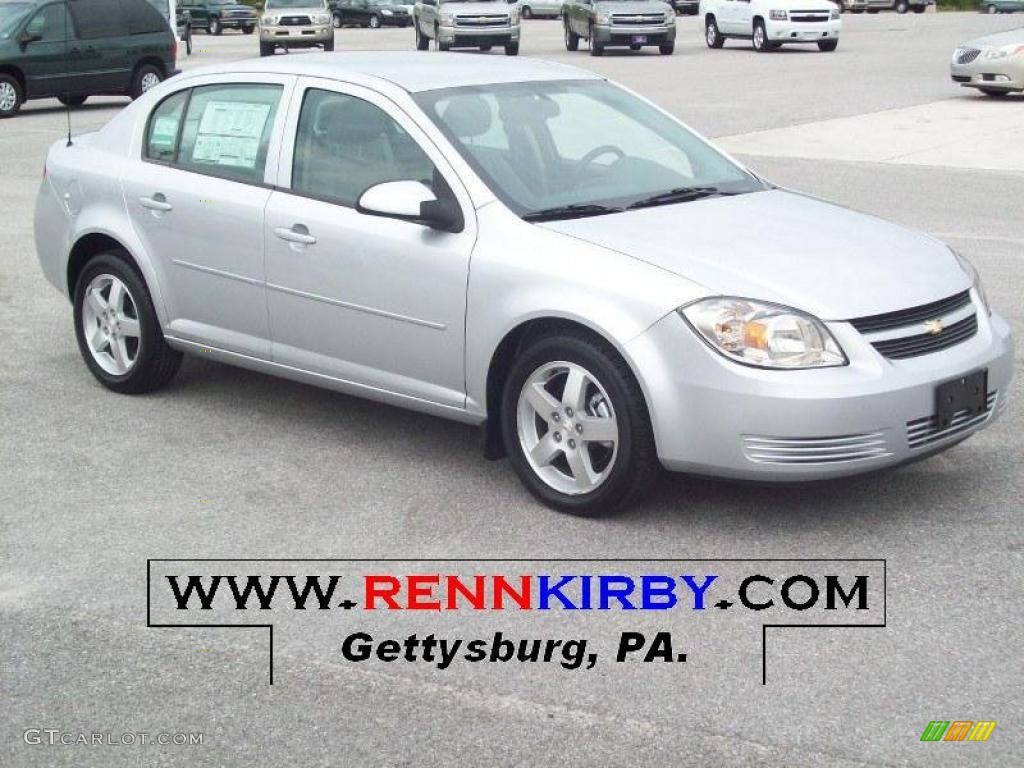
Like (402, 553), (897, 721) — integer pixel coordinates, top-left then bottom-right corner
(184, 52), (604, 94)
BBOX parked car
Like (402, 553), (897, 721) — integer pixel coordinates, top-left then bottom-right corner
(0, 0), (177, 118)
(177, 0), (258, 33)
(260, 0), (333, 54)
(331, 0), (413, 27)
(562, 0), (676, 56)
(978, 0), (1023, 11)
(520, 0), (563, 17)
(701, 0), (840, 52)
(414, 0), (520, 54)
(951, 27), (1024, 95)
(839, 0), (929, 12)
(34, 53), (1014, 513)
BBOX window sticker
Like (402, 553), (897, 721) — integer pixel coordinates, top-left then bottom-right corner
(191, 101), (272, 169)
(149, 116), (180, 152)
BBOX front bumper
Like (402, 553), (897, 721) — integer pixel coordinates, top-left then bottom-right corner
(593, 23), (676, 45)
(765, 18), (840, 43)
(951, 56), (1024, 92)
(217, 16), (257, 28)
(627, 299), (1014, 480)
(378, 13), (413, 25)
(260, 24), (333, 43)
(438, 24), (519, 46)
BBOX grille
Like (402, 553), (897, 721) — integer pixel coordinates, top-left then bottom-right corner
(610, 13), (666, 26)
(906, 392), (997, 449)
(849, 291), (971, 334)
(229, 9), (254, 16)
(742, 433), (891, 465)
(455, 14), (509, 27)
(790, 13), (830, 21)
(279, 15), (311, 25)
(870, 314), (978, 360)
(956, 48), (981, 65)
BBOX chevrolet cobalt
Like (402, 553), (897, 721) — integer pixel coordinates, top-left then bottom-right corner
(34, 54), (1014, 513)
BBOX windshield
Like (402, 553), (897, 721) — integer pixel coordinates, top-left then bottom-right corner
(0, 2), (32, 38)
(416, 80), (764, 220)
(265, 0), (326, 8)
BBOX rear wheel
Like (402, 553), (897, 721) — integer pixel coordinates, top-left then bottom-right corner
(564, 17), (579, 50)
(58, 94), (88, 107)
(183, 24), (192, 55)
(129, 63), (163, 99)
(501, 332), (658, 515)
(333, 12), (343, 27)
(73, 251), (182, 394)
(369, 13), (381, 27)
(242, 24), (254, 34)
(522, 5), (532, 17)
(979, 87), (1009, 96)
(705, 15), (724, 48)
(895, 0), (908, 12)
(629, 43), (641, 50)
(912, 4), (925, 10)
(986, 3), (996, 12)
(818, 38), (838, 52)
(752, 19), (769, 52)
(0, 74), (22, 118)
(480, 44), (492, 51)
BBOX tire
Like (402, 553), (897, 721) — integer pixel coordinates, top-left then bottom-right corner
(58, 94), (88, 107)
(589, 24), (604, 56)
(260, 41), (275, 56)
(522, 5), (532, 17)
(0, 73), (22, 118)
(979, 87), (1009, 96)
(416, 21), (430, 49)
(895, 0), (908, 12)
(129, 63), (163, 100)
(209, 17), (222, 35)
(480, 44), (492, 51)
(437, 25), (450, 50)
(242, 25), (254, 34)
(752, 19), (769, 52)
(564, 17), (579, 50)
(659, 41), (674, 54)
(184, 25), (192, 55)
(505, 41), (519, 55)
(73, 251), (182, 395)
(818, 38), (838, 52)
(333, 12), (343, 27)
(986, 3), (996, 11)
(912, 4), (925, 10)
(705, 15), (724, 48)
(629, 43), (641, 50)
(369, 14), (380, 28)
(500, 331), (658, 515)
(323, 36), (334, 51)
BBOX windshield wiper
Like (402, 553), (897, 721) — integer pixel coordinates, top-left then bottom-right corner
(626, 186), (737, 210)
(522, 203), (623, 222)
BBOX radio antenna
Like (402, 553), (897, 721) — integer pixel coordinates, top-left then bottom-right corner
(63, 0), (72, 146)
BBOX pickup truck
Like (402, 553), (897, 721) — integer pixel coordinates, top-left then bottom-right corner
(562, 0), (676, 56)
(414, 0), (521, 54)
(701, 0), (841, 52)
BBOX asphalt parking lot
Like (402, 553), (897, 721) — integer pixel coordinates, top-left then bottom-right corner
(2, 12), (1022, 767)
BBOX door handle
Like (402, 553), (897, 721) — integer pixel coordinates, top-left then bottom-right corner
(139, 194), (173, 212)
(273, 225), (317, 245)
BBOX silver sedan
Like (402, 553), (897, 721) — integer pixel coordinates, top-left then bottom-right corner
(951, 27), (1024, 96)
(34, 54), (1014, 513)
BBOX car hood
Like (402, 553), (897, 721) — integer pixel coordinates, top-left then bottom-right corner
(540, 189), (969, 321)
(594, 0), (673, 11)
(218, 4), (258, 11)
(960, 27), (1024, 50)
(438, 1), (514, 12)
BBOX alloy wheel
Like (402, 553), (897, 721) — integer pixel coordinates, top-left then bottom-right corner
(0, 81), (16, 112)
(81, 274), (141, 376)
(516, 361), (619, 495)
(753, 24), (765, 50)
(140, 72), (161, 93)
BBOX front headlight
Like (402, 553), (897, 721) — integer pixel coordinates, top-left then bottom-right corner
(830, 8), (839, 18)
(984, 44), (1024, 60)
(680, 297), (847, 369)
(596, 11), (611, 24)
(440, 11), (454, 24)
(768, 9), (787, 19)
(952, 250), (991, 316)
(262, 14), (279, 25)
(314, 12), (331, 23)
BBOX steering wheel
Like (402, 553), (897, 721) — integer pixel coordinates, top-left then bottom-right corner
(573, 145), (626, 181)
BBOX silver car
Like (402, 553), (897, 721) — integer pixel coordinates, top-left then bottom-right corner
(951, 27), (1024, 96)
(34, 54), (1014, 514)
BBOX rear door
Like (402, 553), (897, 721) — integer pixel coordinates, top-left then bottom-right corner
(123, 75), (293, 357)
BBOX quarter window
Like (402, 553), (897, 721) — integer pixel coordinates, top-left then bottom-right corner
(145, 89), (188, 163)
(291, 89), (435, 206)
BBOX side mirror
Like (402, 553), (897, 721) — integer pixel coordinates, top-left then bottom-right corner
(357, 180), (463, 233)
(19, 30), (43, 45)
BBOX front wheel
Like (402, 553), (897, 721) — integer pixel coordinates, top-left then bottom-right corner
(209, 17), (222, 35)
(818, 38), (838, 52)
(522, 5), (532, 18)
(895, 0), (908, 12)
(73, 251), (182, 394)
(323, 36), (335, 51)
(369, 14), (381, 28)
(129, 63), (163, 99)
(505, 41), (519, 55)
(58, 94), (88, 107)
(659, 41), (674, 54)
(705, 16), (724, 48)
(752, 20), (770, 52)
(979, 87), (1009, 96)
(333, 13), (343, 28)
(242, 24), (254, 34)
(564, 18), (579, 50)
(415, 21), (430, 49)
(0, 73), (23, 118)
(589, 25), (604, 56)
(260, 41), (275, 56)
(501, 332), (658, 515)
(986, 3), (996, 12)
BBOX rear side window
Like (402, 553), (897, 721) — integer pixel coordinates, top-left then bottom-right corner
(145, 89), (189, 163)
(69, 0), (126, 39)
(124, 0), (169, 34)
(175, 84), (282, 184)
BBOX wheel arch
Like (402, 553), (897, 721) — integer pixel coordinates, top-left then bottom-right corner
(480, 315), (656, 460)
(133, 56), (167, 80)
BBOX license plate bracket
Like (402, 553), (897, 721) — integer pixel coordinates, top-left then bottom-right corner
(935, 369), (987, 428)
(631, 35), (647, 44)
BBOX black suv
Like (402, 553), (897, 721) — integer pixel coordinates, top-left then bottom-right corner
(0, 0), (178, 118)
(330, 0), (412, 28)
(178, 0), (258, 35)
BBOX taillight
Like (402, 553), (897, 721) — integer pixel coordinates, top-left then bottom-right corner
(171, 38), (178, 59)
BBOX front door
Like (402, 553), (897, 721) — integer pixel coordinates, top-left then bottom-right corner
(18, 1), (71, 98)
(263, 78), (476, 409)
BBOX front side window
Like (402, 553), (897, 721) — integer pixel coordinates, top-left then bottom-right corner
(291, 88), (435, 206)
(416, 80), (764, 219)
(23, 2), (68, 43)
(176, 84), (282, 183)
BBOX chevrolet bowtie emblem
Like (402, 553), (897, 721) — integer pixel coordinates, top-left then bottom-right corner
(924, 319), (944, 336)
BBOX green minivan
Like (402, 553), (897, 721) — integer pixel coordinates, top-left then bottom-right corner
(0, 0), (178, 117)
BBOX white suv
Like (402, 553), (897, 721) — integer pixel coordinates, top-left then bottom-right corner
(701, 0), (841, 52)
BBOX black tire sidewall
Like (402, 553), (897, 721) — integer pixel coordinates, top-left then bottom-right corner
(501, 334), (651, 515)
